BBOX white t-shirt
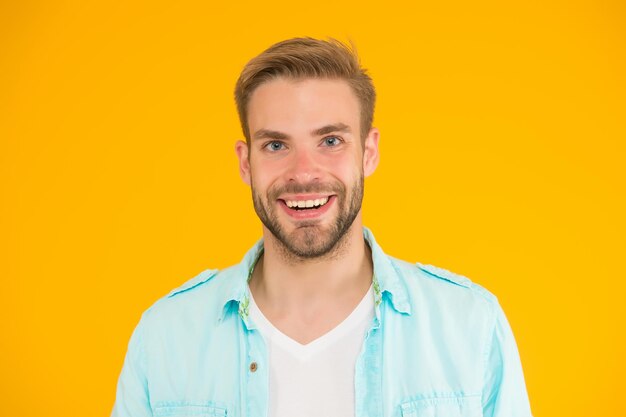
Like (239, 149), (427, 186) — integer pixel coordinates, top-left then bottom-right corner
(249, 285), (375, 417)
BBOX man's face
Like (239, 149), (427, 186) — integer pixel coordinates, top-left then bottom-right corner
(236, 78), (379, 259)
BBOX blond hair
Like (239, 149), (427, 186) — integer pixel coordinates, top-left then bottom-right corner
(234, 37), (376, 141)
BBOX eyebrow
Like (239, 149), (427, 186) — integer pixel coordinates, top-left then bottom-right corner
(312, 123), (351, 136)
(252, 123), (352, 141)
(252, 129), (289, 140)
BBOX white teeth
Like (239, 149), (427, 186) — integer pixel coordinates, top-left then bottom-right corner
(285, 197), (330, 209)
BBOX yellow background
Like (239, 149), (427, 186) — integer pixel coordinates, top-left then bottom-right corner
(1, 0), (624, 415)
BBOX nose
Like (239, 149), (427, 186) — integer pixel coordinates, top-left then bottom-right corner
(286, 146), (321, 183)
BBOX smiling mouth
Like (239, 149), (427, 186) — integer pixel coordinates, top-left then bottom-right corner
(281, 197), (330, 211)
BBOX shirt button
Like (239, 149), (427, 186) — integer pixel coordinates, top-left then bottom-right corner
(250, 362), (258, 372)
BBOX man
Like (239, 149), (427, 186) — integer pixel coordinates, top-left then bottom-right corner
(112, 38), (532, 417)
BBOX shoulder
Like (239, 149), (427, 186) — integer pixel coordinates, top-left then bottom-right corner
(165, 268), (221, 298)
(139, 267), (228, 326)
(385, 257), (503, 343)
(128, 266), (241, 360)
(417, 262), (497, 302)
(389, 256), (499, 308)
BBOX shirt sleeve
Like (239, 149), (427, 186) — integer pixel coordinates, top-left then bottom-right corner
(482, 300), (533, 417)
(111, 317), (152, 417)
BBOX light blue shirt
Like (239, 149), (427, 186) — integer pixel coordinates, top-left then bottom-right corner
(112, 228), (532, 417)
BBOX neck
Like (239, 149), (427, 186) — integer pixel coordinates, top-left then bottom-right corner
(249, 219), (373, 312)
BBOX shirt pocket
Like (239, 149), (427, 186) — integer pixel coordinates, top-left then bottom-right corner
(152, 401), (228, 417)
(400, 394), (482, 417)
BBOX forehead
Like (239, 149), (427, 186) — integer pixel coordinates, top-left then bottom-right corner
(247, 78), (360, 135)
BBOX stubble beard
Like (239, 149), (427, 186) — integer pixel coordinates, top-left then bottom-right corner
(251, 175), (364, 262)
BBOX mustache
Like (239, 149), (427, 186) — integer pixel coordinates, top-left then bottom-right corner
(268, 182), (345, 199)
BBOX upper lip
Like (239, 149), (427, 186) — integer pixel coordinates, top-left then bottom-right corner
(278, 194), (333, 201)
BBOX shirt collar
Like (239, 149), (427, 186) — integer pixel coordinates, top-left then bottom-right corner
(215, 239), (263, 325)
(364, 227), (412, 316)
(216, 227), (412, 325)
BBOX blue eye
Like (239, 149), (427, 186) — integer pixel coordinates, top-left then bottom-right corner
(265, 141), (285, 151)
(323, 136), (342, 147)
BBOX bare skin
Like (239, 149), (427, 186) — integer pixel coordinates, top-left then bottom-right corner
(249, 222), (373, 344)
(235, 78), (380, 344)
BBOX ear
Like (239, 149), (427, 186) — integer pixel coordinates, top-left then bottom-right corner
(235, 140), (251, 185)
(362, 127), (380, 177)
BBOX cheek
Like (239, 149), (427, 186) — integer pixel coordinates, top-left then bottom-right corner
(250, 151), (288, 170)
(250, 159), (284, 189)
(325, 153), (362, 179)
